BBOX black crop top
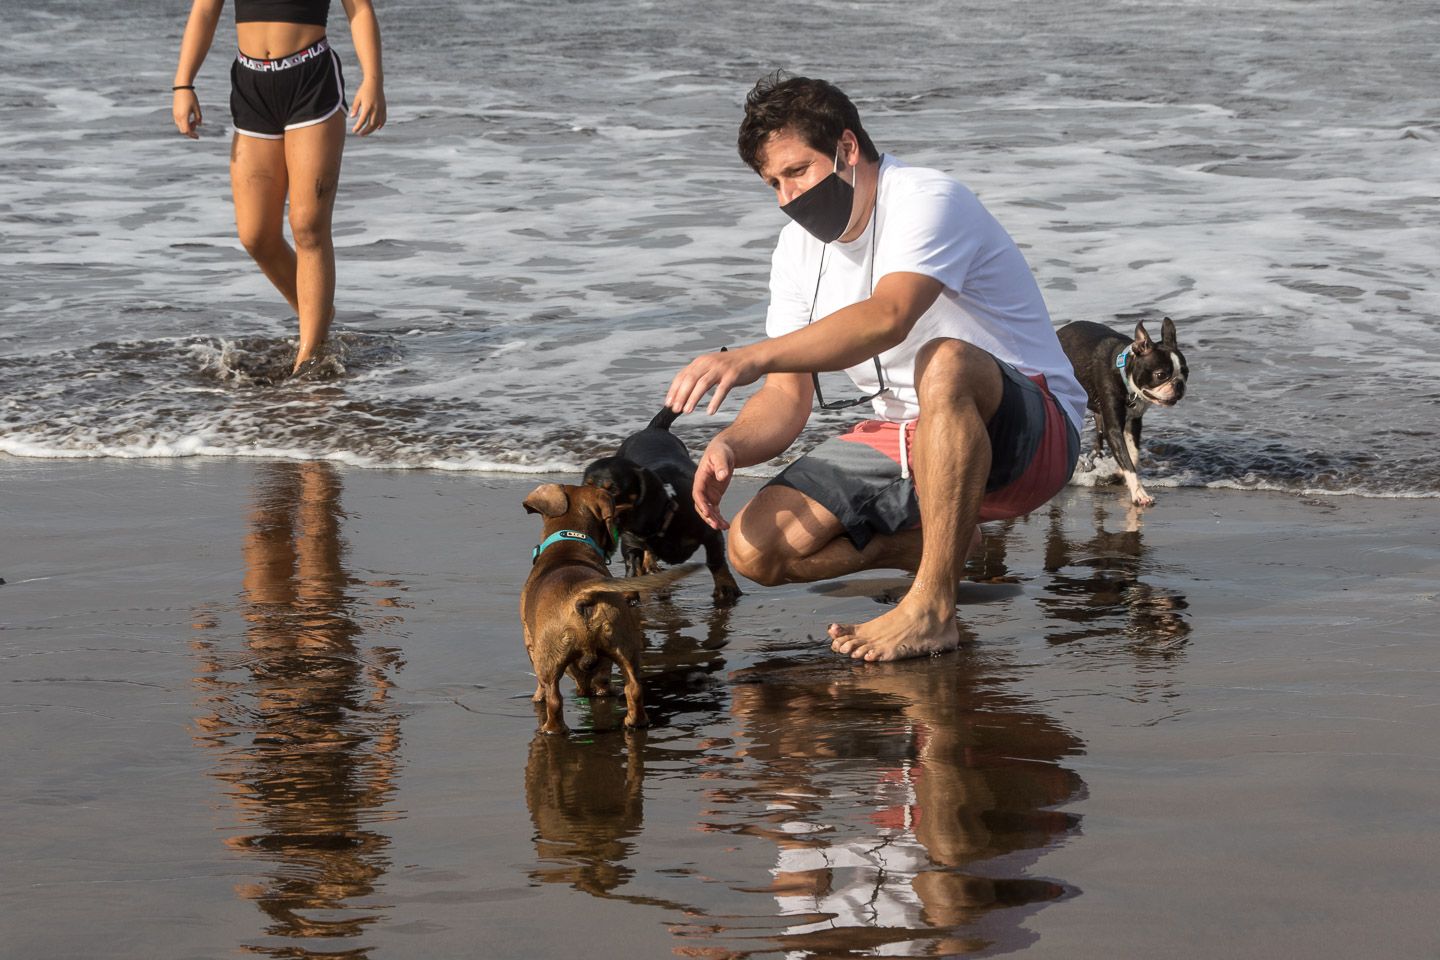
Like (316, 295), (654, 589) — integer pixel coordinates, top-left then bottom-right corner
(235, 0), (330, 27)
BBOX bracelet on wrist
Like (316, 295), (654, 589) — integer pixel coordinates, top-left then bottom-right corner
(172, 84), (195, 91)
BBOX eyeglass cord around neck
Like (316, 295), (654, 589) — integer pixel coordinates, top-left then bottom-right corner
(806, 162), (888, 411)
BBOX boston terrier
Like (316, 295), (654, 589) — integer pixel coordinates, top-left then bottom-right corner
(1057, 317), (1188, 507)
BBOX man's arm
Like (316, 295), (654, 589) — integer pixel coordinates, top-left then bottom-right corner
(691, 371), (812, 529)
(715, 371), (814, 469)
(667, 271), (944, 415)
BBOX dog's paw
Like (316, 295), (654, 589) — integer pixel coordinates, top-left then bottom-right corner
(711, 576), (743, 607)
(1122, 472), (1155, 507)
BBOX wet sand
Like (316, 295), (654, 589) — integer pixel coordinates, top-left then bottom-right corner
(2, 455), (1437, 959)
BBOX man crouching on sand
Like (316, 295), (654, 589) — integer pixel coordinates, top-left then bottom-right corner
(665, 72), (1087, 661)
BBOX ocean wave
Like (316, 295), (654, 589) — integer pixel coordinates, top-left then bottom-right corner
(5, 430), (1437, 500)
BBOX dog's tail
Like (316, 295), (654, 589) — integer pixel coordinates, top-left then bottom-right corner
(646, 405), (681, 432)
(570, 562), (702, 609)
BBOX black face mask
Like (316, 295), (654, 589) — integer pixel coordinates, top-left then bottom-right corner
(780, 147), (854, 244)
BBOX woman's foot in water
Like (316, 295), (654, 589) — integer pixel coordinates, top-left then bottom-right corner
(289, 337), (331, 380)
(291, 341), (325, 376)
(289, 354), (325, 380)
(291, 309), (336, 376)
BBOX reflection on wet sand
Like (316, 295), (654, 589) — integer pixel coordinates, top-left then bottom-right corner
(640, 592), (734, 726)
(516, 500), (1197, 955)
(191, 462), (405, 957)
(679, 654), (1086, 957)
(525, 729), (647, 897)
(523, 591), (733, 901)
(1041, 500), (1192, 655)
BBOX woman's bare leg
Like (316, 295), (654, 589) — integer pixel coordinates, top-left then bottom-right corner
(230, 133), (299, 315)
(283, 112), (346, 371)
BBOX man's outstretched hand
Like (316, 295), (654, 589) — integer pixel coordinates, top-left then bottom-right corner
(692, 438), (736, 530)
(666, 346), (762, 416)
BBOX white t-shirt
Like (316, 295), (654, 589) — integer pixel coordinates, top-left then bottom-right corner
(765, 155), (1086, 432)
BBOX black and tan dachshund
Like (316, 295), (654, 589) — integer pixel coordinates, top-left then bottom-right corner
(583, 407), (743, 606)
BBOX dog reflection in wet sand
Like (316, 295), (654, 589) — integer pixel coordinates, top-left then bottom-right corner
(521, 482), (700, 734)
(524, 731), (646, 896)
(1042, 499), (1191, 652)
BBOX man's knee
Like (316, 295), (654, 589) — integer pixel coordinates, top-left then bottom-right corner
(727, 487), (851, 586)
(727, 508), (788, 587)
(915, 338), (1002, 419)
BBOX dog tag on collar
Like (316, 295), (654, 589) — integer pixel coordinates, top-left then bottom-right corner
(1115, 347), (1130, 370)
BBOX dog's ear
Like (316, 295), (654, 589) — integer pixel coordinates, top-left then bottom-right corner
(1132, 320), (1155, 355)
(582, 458), (639, 504)
(592, 490), (618, 527)
(523, 483), (569, 517)
(581, 460), (612, 492)
(1160, 316), (1178, 347)
(573, 483), (618, 527)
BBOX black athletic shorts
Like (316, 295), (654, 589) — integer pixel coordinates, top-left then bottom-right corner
(230, 37), (346, 139)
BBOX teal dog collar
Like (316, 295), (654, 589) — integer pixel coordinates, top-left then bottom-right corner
(532, 529), (610, 564)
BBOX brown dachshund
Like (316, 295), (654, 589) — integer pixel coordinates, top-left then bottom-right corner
(521, 482), (699, 735)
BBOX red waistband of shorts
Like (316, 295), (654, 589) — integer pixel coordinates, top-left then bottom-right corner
(836, 372), (1059, 457)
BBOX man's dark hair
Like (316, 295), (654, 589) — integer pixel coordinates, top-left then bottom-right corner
(737, 71), (880, 175)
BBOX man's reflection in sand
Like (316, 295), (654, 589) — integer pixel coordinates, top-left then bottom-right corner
(191, 462), (405, 957)
(682, 654), (1085, 957)
(1040, 500), (1192, 657)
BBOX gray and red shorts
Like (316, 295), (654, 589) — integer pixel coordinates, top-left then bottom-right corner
(766, 359), (1080, 549)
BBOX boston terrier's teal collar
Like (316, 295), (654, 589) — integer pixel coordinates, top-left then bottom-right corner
(1115, 345), (1147, 406)
(532, 529), (612, 564)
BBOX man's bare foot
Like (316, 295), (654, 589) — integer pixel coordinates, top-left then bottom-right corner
(827, 603), (962, 661)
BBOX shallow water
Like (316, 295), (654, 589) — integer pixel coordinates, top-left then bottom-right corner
(5, 458), (1438, 958)
(1, 0), (1438, 496)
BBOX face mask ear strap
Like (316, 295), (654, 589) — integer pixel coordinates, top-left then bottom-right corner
(835, 137), (858, 185)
